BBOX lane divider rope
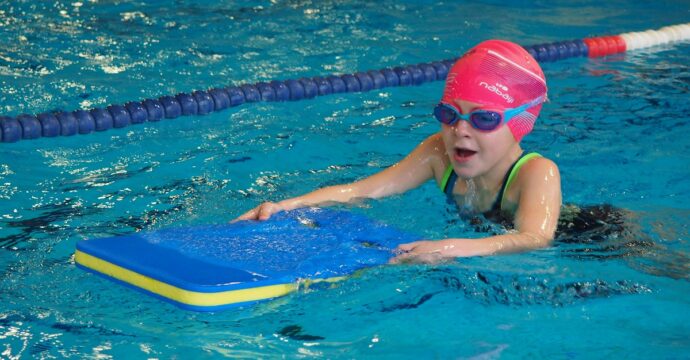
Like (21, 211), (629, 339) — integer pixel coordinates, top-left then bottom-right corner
(1, 23), (689, 143)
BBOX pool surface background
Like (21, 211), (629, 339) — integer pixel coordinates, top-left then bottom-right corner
(1, 0), (689, 358)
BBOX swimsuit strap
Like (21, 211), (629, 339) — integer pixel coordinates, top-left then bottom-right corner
(439, 152), (542, 212)
(440, 163), (458, 197)
(494, 152), (542, 212)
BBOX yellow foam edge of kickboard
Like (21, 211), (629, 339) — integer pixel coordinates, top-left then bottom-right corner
(74, 250), (298, 307)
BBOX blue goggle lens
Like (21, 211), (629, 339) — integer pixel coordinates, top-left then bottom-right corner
(469, 111), (502, 130)
(433, 104), (503, 131)
(433, 105), (458, 125)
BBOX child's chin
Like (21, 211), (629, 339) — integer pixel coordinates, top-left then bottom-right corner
(454, 166), (480, 180)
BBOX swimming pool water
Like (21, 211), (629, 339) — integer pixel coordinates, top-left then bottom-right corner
(1, 0), (689, 358)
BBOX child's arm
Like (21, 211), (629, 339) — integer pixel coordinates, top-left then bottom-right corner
(391, 157), (562, 262)
(235, 134), (445, 221)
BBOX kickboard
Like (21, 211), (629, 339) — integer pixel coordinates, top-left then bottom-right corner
(75, 208), (419, 311)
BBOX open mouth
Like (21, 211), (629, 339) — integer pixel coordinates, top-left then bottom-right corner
(455, 147), (477, 159)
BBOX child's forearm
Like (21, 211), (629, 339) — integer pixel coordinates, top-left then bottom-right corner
(438, 232), (553, 257)
(276, 184), (362, 211)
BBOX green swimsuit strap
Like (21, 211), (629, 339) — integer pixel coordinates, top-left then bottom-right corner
(439, 163), (455, 191)
(499, 152), (542, 210)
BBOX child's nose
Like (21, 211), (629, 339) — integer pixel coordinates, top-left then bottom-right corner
(453, 119), (473, 136)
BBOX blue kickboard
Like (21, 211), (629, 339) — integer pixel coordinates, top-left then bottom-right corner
(75, 208), (420, 311)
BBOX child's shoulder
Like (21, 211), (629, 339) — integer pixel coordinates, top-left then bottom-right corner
(501, 153), (561, 221)
(513, 154), (561, 193)
(413, 132), (448, 178)
(421, 132), (444, 145)
(414, 132), (446, 157)
(524, 154), (559, 172)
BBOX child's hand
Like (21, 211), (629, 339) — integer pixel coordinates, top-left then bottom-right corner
(389, 240), (449, 264)
(233, 202), (285, 222)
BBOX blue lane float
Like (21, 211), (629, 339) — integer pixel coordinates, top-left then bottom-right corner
(2, 23), (690, 143)
(74, 208), (420, 311)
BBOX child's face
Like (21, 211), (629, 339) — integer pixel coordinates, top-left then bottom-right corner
(440, 99), (518, 180)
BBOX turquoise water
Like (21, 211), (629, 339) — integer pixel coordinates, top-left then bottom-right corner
(1, 0), (689, 358)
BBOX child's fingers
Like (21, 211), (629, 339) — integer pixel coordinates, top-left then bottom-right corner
(396, 241), (421, 252)
(254, 202), (285, 220)
(258, 203), (276, 220)
(232, 208), (258, 222)
(388, 252), (411, 264)
(389, 242), (421, 263)
(233, 202), (276, 222)
(390, 251), (444, 265)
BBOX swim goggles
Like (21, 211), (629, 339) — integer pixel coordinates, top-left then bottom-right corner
(433, 96), (545, 131)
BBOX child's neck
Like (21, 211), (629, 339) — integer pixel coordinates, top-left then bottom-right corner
(462, 144), (523, 212)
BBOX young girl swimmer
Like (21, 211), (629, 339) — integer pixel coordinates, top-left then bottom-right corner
(236, 40), (562, 263)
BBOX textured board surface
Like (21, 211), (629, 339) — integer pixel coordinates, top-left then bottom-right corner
(75, 208), (419, 311)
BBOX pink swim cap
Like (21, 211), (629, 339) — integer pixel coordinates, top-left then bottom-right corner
(441, 40), (547, 141)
